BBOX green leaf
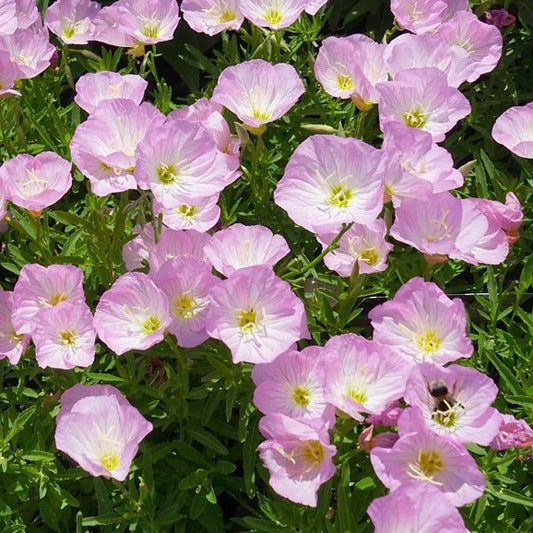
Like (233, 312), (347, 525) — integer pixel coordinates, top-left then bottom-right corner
(4, 406), (36, 444)
(487, 487), (533, 508)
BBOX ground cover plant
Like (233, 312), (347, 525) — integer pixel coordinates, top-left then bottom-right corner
(1, 0), (533, 531)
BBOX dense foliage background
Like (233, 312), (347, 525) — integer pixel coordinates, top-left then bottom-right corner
(1, 0), (533, 531)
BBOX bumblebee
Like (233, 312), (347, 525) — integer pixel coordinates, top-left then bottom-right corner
(428, 379), (464, 426)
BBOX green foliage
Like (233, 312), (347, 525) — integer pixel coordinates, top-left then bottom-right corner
(1, 0), (533, 531)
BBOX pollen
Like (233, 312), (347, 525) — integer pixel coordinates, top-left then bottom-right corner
(177, 204), (197, 219)
(142, 20), (161, 39)
(237, 309), (257, 333)
(417, 331), (442, 354)
(174, 294), (196, 319)
(252, 108), (271, 121)
(347, 388), (367, 405)
(327, 184), (353, 209)
(418, 449), (445, 477)
(59, 330), (77, 346)
(218, 8), (237, 23)
(291, 386), (311, 407)
(301, 440), (325, 465)
(263, 9), (283, 26)
(10, 328), (24, 343)
(360, 248), (379, 266)
(142, 316), (161, 335)
(49, 293), (68, 306)
(337, 74), (355, 91)
(156, 163), (178, 184)
(62, 25), (76, 39)
(99, 452), (120, 472)
(403, 109), (427, 129)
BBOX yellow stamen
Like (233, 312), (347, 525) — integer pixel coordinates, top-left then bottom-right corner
(327, 185), (353, 209)
(59, 330), (77, 346)
(263, 9), (283, 25)
(99, 452), (120, 471)
(337, 74), (355, 91)
(403, 109), (427, 129)
(292, 386), (311, 407)
(142, 316), (161, 335)
(237, 309), (257, 332)
(156, 163), (178, 184)
(417, 331), (441, 353)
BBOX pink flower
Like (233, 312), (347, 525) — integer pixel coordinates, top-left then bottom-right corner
(0, 152), (72, 212)
(240, 0), (309, 30)
(12, 264), (86, 335)
(492, 102), (533, 159)
(55, 384), (153, 481)
(0, 50), (20, 96)
(318, 220), (393, 276)
(122, 224), (156, 271)
(181, 0), (243, 35)
(74, 71), (148, 114)
(211, 60), (305, 129)
(368, 481), (469, 532)
(134, 119), (228, 208)
(390, 0), (469, 34)
(147, 228), (211, 275)
(153, 195), (220, 232)
(31, 302), (96, 370)
(381, 124), (463, 203)
(15, 0), (40, 30)
(385, 33), (475, 88)
(152, 257), (219, 348)
(319, 334), (409, 421)
(45, 0), (101, 45)
(0, 26), (56, 80)
(400, 363), (501, 445)
(0, 1), (17, 35)
(305, 0), (328, 15)
(377, 68), (471, 142)
(252, 347), (335, 427)
(206, 265), (309, 364)
(93, 272), (171, 355)
(370, 426), (485, 506)
(490, 414), (533, 450)
(258, 413), (336, 506)
(485, 9), (516, 29)
(70, 99), (164, 196)
(435, 11), (503, 83)
(0, 184), (6, 221)
(92, 3), (136, 47)
(275, 134), (384, 234)
(117, 0), (180, 45)
(204, 223), (290, 277)
(366, 401), (403, 427)
(0, 291), (30, 364)
(369, 277), (473, 366)
(390, 192), (509, 265)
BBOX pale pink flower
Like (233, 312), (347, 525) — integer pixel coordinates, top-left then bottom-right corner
(153, 195), (220, 232)
(206, 265), (309, 364)
(0, 50), (19, 96)
(147, 228), (211, 275)
(181, 0), (243, 35)
(435, 11), (503, 83)
(492, 102), (533, 159)
(31, 302), (96, 370)
(92, 3), (136, 47)
(168, 98), (241, 186)
(70, 99), (165, 196)
(319, 334), (409, 421)
(15, 0), (40, 29)
(390, 192), (509, 265)
(369, 277), (473, 366)
(135, 120), (228, 208)
(0, 184), (7, 221)
(118, 0), (180, 45)
(45, 0), (101, 45)
(0, 152), (72, 212)
(55, 384), (153, 481)
(152, 257), (219, 348)
(204, 223), (290, 277)
(370, 425), (485, 506)
(490, 414), (533, 450)
(74, 71), (148, 114)
(93, 272), (171, 355)
(377, 68), (471, 142)
(318, 220), (393, 276)
(211, 60), (305, 129)
(0, 26), (55, 79)
(0, 291), (30, 364)
(240, 0), (309, 30)
(252, 347), (335, 427)
(12, 264), (86, 335)
(274, 134), (384, 234)
(385, 33), (475, 88)
(366, 401), (403, 427)
(305, 0), (328, 15)
(368, 481), (469, 532)
(258, 413), (336, 506)
(0, 1), (17, 36)
(122, 223), (156, 271)
(381, 124), (463, 203)
(400, 363), (501, 445)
